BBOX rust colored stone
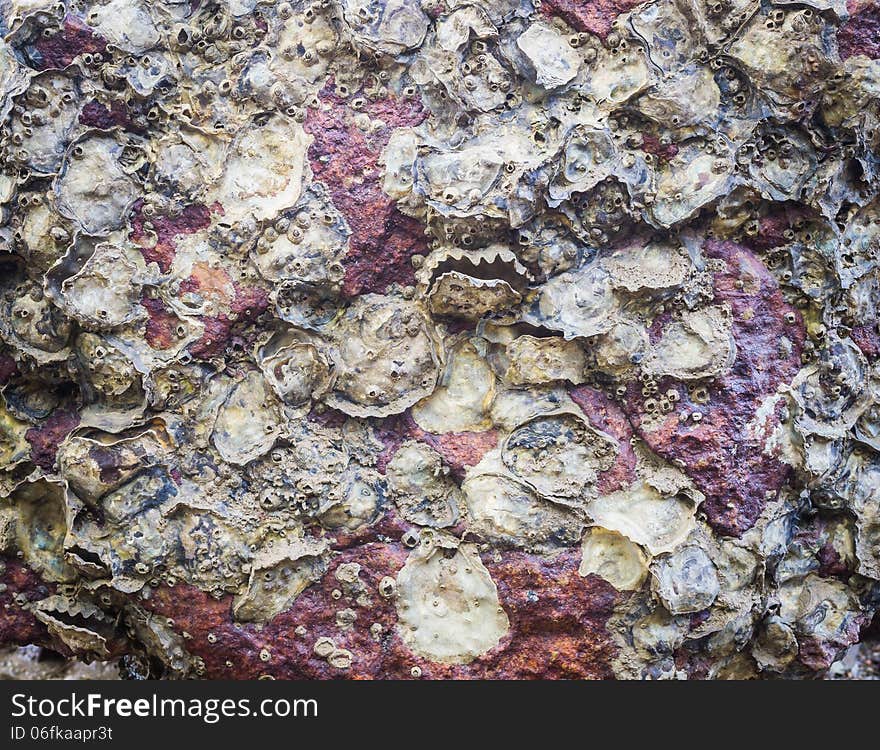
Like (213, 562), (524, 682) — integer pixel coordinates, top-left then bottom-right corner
(639, 133), (679, 163)
(138, 544), (618, 679)
(78, 99), (142, 133)
(817, 543), (849, 578)
(540, 0), (646, 39)
(839, 2), (880, 60)
(187, 317), (233, 360)
(0, 557), (56, 652)
(798, 620), (865, 671)
(88, 444), (127, 485)
(746, 204), (814, 252)
(33, 15), (107, 70)
(25, 409), (80, 471)
(140, 297), (179, 350)
(129, 202), (216, 274)
(408, 425), (500, 481)
(570, 385), (638, 494)
(372, 411), (499, 479)
(187, 281), (269, 361)
(304, 85), (429, 298)
(621, 240), (805, 536)
(851, 323), (880, 360)
(0, 354), (18, 386)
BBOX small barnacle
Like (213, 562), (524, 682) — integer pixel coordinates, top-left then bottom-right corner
(313, 637), (335, 658)
(379, 576), (397, 598)
(328, 648), (353, 669)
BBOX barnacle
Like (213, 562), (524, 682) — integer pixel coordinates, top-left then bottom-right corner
(1, 0), (879, 682)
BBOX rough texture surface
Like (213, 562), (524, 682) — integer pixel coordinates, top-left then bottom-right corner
(1, 0), (880, 681)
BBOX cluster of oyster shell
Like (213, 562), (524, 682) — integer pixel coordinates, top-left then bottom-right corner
(1, 0), (879, 679)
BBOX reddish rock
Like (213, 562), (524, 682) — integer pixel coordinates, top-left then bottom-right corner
(187, 280), (269, 361)
(372, 411), (499, 479)
(140, 297), (180, 350)
(570, 385), (638, 494)
(540, 0), (646, 39)
(33, 15), (107, 70)
(0, 354), (18, 386)
(187, 317), (233, 360)
(817, 542), (849, 578)
(839, 2), (880, 60)
(639, 134), (679, 163)
(851, 323), (880, 360)
(478, 551), (619, 679)
(0, 557), (56, 652)
(138, 545), (618, 679)
(129, 203), (216, 274)
(745, 204), (814, 253)
(79, 99), (141, 133)
(26, 409), (81, 471)
(621, 240), (805, 536)
(408, 425), (500, 481)
(798, 620), (865, 671)
(304, 85), (429, 298)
